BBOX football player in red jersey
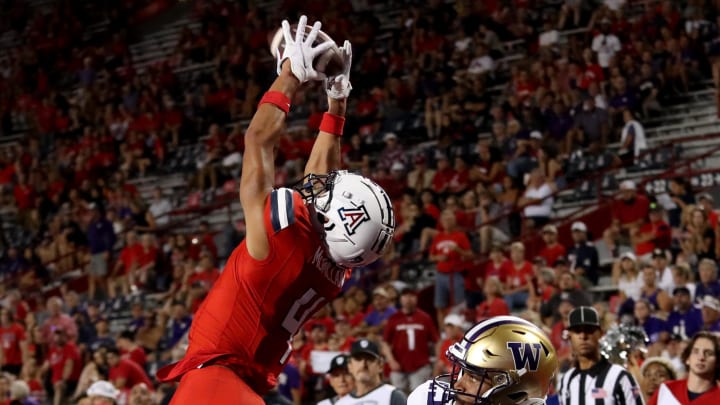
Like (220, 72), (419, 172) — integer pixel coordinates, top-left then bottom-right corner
(157, 16), (395, 405)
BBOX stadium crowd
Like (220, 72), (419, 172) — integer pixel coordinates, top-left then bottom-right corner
(0, 0), (720, 404)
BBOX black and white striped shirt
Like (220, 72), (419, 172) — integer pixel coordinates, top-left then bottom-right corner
(558, 358), (645, 405)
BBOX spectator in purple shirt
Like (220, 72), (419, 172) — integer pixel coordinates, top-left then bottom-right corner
(277, 361), (301, 403)
(634, 298), (669, 345)
(363, 287), (397, 332)
(86, 203), (116, 300)
(695, 258), (720, 300)
(667, 286), (704, 340)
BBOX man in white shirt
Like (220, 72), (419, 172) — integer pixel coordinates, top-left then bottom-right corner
(620, 109), (647, 163)
(335, 339), (406, 405)
(148, 187), (173, 226)
(520, 167), (554, 228)
(591, 19), (621, 69)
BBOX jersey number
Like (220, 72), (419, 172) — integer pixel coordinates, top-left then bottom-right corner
(279, 288), (325, 363)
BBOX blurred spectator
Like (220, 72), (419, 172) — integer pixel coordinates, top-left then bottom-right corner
(0, 308), (27, 376)
(476, 276), (510, 322)
(592, 18), (622, 71)
(566, 97), (610, 153)
(85, 380), (119, 405)
(317, 354), (353, 405)
(45, 329), (81, 405)
(40, 297), (78, 344)
(406, 156), (435, 193)
(106, 346), (152, 390)
(619, 109), (648, 164)
(612, 252), (643, 313)
(433, 314), (466, 376)
(633, 299), (669, 348)
(567, 221), (600, 285)
(667, 287), (703, 340)
(476, 190), (510, 255)
(148, 188), (173, 227)
(681, 208), (716, 261)
(116, 330), (145, 369)
(500, 242), (533, 311)
(538, 224), (566, 267)
(519, 168), (554, 229)
(86, 204), (116, 300)
(10, 379), (39, 405)
(337, 339), (406, 404)
(633, 203), (672, 259)
(362, 288), (396, 335)
(428, 209), (472, 324)
(699, 295), (720, 333)
(639, 357), (677, 402)
(541, 271), (592, 323)
(639, 263), (672, 314)
(695, 258), (720, 300)
(667, 178), (695, 229)
(613, 180), (650, 235)
(382, 288), (437, 394)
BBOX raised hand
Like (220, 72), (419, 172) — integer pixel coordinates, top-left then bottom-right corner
(276, 15), (335, 83)
(326, 40), (353, 100)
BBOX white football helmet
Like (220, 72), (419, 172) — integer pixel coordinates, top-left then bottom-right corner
(295, 170), (395, 267)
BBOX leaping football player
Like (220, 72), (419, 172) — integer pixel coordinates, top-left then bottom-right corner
(157, 16), (395, 404)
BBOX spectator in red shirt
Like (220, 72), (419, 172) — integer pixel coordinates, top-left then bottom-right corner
(109, 230), (140, 299)
(613, 180), (650, 234)
(116, 330), (146, 369)
(433, 313), (467, 376)
(41, 297), (78, 343)
(106, 347), (153, 391)
(431, 155), (456, 197)
(382, 288), (438, 393)
(476, 276), (510, 322)
(0, 308), (26, 376)
(501, 242), (534, 311)
(539, 224), (567, 267)
(44, 329), (81, 405)
(428, 209), (474, 325)
(633, 203), (672, 258)
(697, 193), (718, 229)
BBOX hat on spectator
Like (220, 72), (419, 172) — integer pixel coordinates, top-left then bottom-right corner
(372, 287), (389, 298)
(400, 286), (417, 295)
(351, 339), (382, 360)
(327, 354), (350, 373)
(649, 202), (662, 212)
(383, 132), (398, 142)
(640, 357), (678, 380)
(533, 256), (547, 266)
(571, 221), (587, 233)
(542, 224), (558, 234)
(9, 380), (30, 400)
(391, 162), (405, 172)
(700, 295), (720, 312)
(87, 381), (119, 400)
(698, 192), (714, 202)
(620, 180), (636, 191)
(555, 256), (569, 266)
(414, 155), (426, 165)
(651, 248), (667, 259)
(621, 252), (637, 262)
(672, 286), (691, 296)
(567, 306), (601, 331)
(444, 313), (467, 329)
(530, 130), (543, 140)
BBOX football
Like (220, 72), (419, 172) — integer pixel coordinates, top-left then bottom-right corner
(269, 24), (344, 77)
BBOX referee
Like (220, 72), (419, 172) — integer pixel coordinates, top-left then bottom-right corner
(558, 306), (645, 405)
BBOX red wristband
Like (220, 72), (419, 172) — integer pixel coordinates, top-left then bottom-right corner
(319, 112), (345, 137)
(258, 91), (291, 114)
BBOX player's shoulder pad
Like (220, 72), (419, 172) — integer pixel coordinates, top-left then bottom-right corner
(269, 187), (298, 233)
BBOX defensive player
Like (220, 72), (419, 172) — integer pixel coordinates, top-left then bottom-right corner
(157, 16), (395, 404)
(407, 316), (558, 405)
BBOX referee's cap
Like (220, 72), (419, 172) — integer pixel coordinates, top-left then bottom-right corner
(567, 306), (601, 330)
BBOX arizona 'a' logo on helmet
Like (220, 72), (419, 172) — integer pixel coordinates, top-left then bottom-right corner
(338, 205), (370, 235)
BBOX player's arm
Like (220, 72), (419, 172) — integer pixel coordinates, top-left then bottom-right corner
(304, 41), (352, 177)
(241, 16), (332, 260)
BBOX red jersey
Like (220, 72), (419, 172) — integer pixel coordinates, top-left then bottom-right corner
(649, 379), (720, 405)
(429, 231), (471, 274)
(476, 297), (509, 322)
(48, 342), (81, 384)
(383, 309), (439, 373)
(122, 346), (147, 368)
(539, 243), (566, 267)
(110, 358), (153, 389)
(499, 260), (533, 289)
(614, 195), (650, 226)
(157, 188), (345, 395)
(0, 323), (26, 365)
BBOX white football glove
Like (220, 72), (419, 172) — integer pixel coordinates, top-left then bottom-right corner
(326, 40), (353, 100)
(276, 15), (335, 83)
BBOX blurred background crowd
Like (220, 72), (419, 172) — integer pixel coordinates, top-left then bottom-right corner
(1, 0), (720, 404)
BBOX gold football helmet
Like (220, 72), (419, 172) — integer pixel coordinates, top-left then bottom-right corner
(434, 316), (558, 405)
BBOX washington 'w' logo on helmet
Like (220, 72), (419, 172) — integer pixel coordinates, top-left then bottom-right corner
(506, 342), (542, 371)
(338, 205), (370, 235)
